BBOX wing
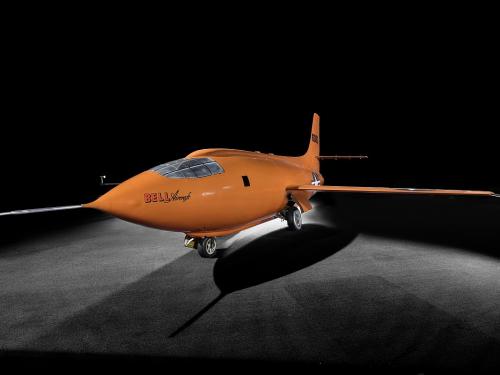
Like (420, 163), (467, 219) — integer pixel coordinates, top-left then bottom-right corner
(0, 205), (82, 217)
(289, 185), (498, 197)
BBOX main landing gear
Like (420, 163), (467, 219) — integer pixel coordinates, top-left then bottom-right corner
(184, 235), (218, 258)
(185, 205), (303, 258)
(283, 205), (302, 231)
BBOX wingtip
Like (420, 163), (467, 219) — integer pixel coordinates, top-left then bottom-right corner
(0, 205), (83, 216)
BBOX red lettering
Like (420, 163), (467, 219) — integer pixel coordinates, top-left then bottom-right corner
(159, 192), (164, 202)
(144, 193), (151, 203)
(152, 193), (158, 202)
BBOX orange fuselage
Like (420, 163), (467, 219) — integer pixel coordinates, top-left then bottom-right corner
(85, 149), (323, 238)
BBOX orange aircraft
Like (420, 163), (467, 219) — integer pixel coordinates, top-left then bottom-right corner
(1, 114), (497, 257)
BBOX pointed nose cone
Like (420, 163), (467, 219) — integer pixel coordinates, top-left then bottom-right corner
(84, 188), (138, 218)
(84, 171), (156, 222)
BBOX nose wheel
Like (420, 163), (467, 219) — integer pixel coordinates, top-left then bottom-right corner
(198, 237), (218, 258)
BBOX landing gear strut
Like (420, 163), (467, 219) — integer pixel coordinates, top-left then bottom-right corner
(197, 237), (218, 258)
(285, 205), (302, 231)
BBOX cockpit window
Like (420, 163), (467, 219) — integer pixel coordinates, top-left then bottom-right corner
(151, 157), (224, 179)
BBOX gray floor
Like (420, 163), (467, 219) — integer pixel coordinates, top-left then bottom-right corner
(1, 201), (499, 371)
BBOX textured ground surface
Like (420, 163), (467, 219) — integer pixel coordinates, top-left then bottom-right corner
(1, 196), (499, 372)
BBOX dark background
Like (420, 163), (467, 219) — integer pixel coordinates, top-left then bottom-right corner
(1, 9), (498, 212)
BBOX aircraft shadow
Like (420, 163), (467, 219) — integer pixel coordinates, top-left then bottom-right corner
(213, 224), (357, 293)
(170, 224), (357, 336)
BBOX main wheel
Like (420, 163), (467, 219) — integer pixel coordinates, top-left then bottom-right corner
(198, 237), (218, 258)
(286, 206), (302, 231)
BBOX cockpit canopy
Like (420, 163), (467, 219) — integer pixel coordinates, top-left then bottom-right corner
(151, 157), (224, 179)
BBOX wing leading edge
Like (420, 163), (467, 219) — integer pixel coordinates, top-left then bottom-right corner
(290, 185), (496, 197)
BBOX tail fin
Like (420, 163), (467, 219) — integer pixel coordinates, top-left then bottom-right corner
(300, 113), (320, 171)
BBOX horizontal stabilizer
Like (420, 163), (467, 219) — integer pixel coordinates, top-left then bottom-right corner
(289, 185), (496, 197)
(317, 156), (368, 160)
(100, 176), (120, 186)
(0, 205), (82, 217)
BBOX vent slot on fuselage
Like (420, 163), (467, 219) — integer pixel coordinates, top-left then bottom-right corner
(242, 176), (250, 187)
(152, 158), (224, 179)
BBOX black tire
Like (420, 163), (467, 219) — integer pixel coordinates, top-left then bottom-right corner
(286, 206), (302, 231)
(197, 237), (218, 258)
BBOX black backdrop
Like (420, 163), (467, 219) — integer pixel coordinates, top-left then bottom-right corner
(1, 12), (498, 212)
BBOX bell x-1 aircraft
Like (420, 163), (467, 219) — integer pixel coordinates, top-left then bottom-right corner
(1, 114), (497, 257)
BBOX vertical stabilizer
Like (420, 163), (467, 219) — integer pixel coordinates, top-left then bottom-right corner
(300, 113), (320, 172)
